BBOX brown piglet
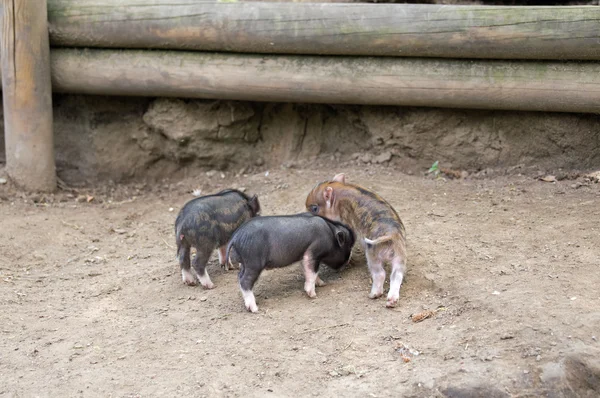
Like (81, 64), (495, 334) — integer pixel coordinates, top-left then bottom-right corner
(305, 173), (407, 307)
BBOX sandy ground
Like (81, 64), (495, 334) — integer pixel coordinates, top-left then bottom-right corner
(1, 163), (599, 397)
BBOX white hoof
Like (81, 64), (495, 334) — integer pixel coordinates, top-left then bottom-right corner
(386, 294), (399, 308)
(197, 272), (214, 289)
(242, 289), (258, 313)
(182, 269), (196, 286)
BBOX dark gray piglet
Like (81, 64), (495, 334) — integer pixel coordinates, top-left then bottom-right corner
(226, 213), (355, 312)
(175, 189), (260, 289)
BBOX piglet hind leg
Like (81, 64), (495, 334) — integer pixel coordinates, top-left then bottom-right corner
(386, 255), (406, 308)
(238, 263), (261, 313)
(366, 250), (385, 299)
(192, 250), (215, 289)
(178, 244), (196, 286)
(218, 245), (230, 270)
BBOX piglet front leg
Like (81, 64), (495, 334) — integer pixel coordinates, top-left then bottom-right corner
(302, 253), (319, 298)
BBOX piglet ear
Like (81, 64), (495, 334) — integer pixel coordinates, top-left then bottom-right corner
(249, 194), (261, 215)
(332, 173), (346, 184)
(323, 186), (334, 206)
(336, 230), (345, 247)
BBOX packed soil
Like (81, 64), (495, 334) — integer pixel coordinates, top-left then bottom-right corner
(1, 162), (599, 397)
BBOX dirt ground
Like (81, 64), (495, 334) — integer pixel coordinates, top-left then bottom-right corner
(1, 162), (599, 397)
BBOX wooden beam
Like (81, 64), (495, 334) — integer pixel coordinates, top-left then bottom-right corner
(49, 48), (600, 114)
(47, 1), (600, 60)
(1, 0), (56, 191)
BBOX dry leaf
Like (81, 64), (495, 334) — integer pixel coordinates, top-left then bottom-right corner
(411, 310), (436, 323)
(440, 167), (466, 179)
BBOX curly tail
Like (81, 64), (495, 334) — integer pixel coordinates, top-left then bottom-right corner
(364, 235), (394, 248)
(175, 228), (185, 256)
(226, 242), (246, 280)
(226, 241), (236, 269)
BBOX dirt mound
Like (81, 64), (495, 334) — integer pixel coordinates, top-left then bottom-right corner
(2, 95), (597, 185)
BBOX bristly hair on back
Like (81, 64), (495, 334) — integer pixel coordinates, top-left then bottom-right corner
(214, 188), (253, 202)
(180, 189), (256, 212)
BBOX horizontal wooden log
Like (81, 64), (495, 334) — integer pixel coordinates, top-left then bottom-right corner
(47, 48), (600, 113)
(47, 1), (600, 60)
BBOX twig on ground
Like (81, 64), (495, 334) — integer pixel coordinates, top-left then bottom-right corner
(297, 323), (350, 334)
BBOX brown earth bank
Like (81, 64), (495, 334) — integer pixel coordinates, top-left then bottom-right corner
(0, 163), (599, 397)
(1, 95), (599, 186)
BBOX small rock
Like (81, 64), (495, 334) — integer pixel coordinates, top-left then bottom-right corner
(372, 137), (384, 146)
(523, 369), (529, 374)
(168, 207), (174, 212)
(206, 170), (217, 177)
(460, 170), (469, 179)
(585, 170), (600, 183)
(360, 154), (373, 164)
(0, 178), (7, 185)
(192, 189), (202, 197)
(539, 175), (556, 183)
(200, 296), (207, 302)
(255, 158), (265, 167)
(374, 151), (392, 164)
(351, 153), (360, 160)
(329, 370), (339, 377)
(424, 273), (436, 282)
(237, 187), (247, 192)
(536, 355), (542, 361)
(492, 291), (501, 295)
(76, 195), (87, 203)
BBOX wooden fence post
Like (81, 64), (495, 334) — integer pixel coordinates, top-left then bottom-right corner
(2, 0), (56, 191)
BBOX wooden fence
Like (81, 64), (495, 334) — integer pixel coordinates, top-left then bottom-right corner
(2, 0), (600, 191)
